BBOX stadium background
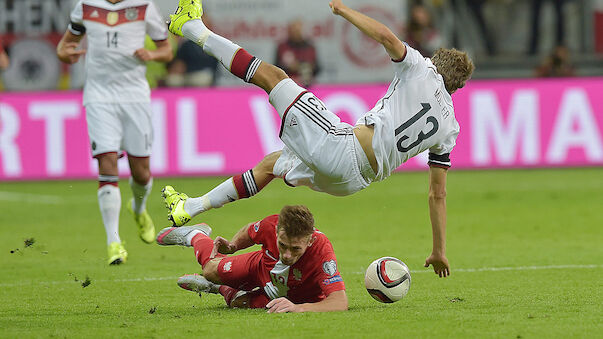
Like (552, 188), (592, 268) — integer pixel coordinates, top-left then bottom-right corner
(0, 0), (602, 337)
(1, 0), (603, 180)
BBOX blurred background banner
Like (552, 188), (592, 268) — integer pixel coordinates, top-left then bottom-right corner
(1, 78), (602, 181)
(199, 0), (408, 85)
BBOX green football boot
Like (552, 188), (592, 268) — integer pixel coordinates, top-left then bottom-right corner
(161, 186), (192, 227)
(168, 0), (204, 37)
(127, 198), (156, 244)
(107, 242), (128, 265)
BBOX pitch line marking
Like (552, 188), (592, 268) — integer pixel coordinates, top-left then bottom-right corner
(0, 191), (65, 204)
(0, 264), (600, 288)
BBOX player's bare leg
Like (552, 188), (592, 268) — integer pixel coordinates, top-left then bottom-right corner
(127, 156), (156, 243)
(96, 152), (127, 265)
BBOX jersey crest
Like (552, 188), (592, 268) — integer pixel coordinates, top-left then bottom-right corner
(83, 4), (147, 27)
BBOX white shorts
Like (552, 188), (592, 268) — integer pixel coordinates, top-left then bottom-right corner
(85, 103), (153, 157)
(270, 79), (375, 196)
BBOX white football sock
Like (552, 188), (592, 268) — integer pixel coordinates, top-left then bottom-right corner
(182, 20), (241, 72)
(129, 177), (152, 214)
(182, 19), (211, 46)
(184, 178), (238, 217)
(203, 34), (241, 69)
(184, 230), (203, 247)
(98, 185), (121, 245)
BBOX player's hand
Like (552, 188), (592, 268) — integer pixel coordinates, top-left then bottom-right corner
(424, 253), (450, 278)
(58, 42), (86, 64)
(329, 0), (345, 15)
(134, 48), (154, 62)
(266, 297), (301, 313)
(210, 236), (236, 258)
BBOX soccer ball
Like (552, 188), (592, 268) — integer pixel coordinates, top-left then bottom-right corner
(365, 257), (411, 303)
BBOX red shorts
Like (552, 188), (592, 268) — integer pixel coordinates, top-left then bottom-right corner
(217, 251), (265, 290)
(217, 251), (270, 309)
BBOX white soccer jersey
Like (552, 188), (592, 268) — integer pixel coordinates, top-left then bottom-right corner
(356, 45), (460, 181)
(68, 0), (168, 105)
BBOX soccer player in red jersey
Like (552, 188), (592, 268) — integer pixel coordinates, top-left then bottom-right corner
(156, 205), (348, 313)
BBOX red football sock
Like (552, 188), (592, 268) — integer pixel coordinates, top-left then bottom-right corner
(230, 48), (261, 83)
(191, 233), (224, 267)
(219, 285), (240, 306)
(232, 169), (260, 199)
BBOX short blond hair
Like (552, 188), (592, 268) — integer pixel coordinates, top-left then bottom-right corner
(431, 48), (475, 94)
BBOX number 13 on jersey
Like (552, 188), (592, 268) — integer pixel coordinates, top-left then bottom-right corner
(395, 103), (439, 153)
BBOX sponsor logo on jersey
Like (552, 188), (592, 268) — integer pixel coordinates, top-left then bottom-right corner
(322, 274), (343, 285)
(293, 268), (302, 281)
(106, 12), (118, 26)
(91, 10), (99, 18)
(223, 261), (232, 272)
(125, 8), (139, 21)
(289, 117), (298, 127)
(253, 222), (260, 232)
(322, 260), (337, 276)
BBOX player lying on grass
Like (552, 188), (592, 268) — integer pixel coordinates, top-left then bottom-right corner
(162, 0), (474, 278)
(156, 205), (348, 313)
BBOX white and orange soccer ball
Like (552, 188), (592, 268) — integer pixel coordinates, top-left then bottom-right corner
(365, 257), (411, 303)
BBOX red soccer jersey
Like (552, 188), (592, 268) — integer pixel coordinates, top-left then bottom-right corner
(246, 215), (345, 303)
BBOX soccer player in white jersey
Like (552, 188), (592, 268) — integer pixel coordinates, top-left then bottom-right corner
(162, 0), (474, 278)
(57, 0), (173, 265)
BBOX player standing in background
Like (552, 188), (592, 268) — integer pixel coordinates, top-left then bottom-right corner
(163, 0), (474, 277)
(156, 205), (348, 313)
(57, 0), (173, 265)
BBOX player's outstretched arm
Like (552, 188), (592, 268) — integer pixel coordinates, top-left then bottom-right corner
(266, 290), (348, 313)
(424, 166), (450, 278)
(329, 0), (405, 60)
(210, 222), (255, 258)
(56, 30), (86, 64)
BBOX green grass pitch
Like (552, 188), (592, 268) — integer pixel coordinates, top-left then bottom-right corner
(1, 168), (602, 338)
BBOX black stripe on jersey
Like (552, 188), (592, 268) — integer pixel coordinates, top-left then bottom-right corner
(69, 22), (86, 35)
(279, 91), (309, 138)
(295, 103), (350, 137)
(294, 102), (330, 133)
(296, 99), (335, 131)
(380, 79), (400, 110)
(297, 100), (353, 136)
(295, 101), (331, 132)
(295, 100), (353, 136)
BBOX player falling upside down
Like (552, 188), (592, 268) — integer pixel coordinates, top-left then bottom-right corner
(163, 0), (474, 278)
(156, 205), (348, 313)
(57, 0), (173, 264)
